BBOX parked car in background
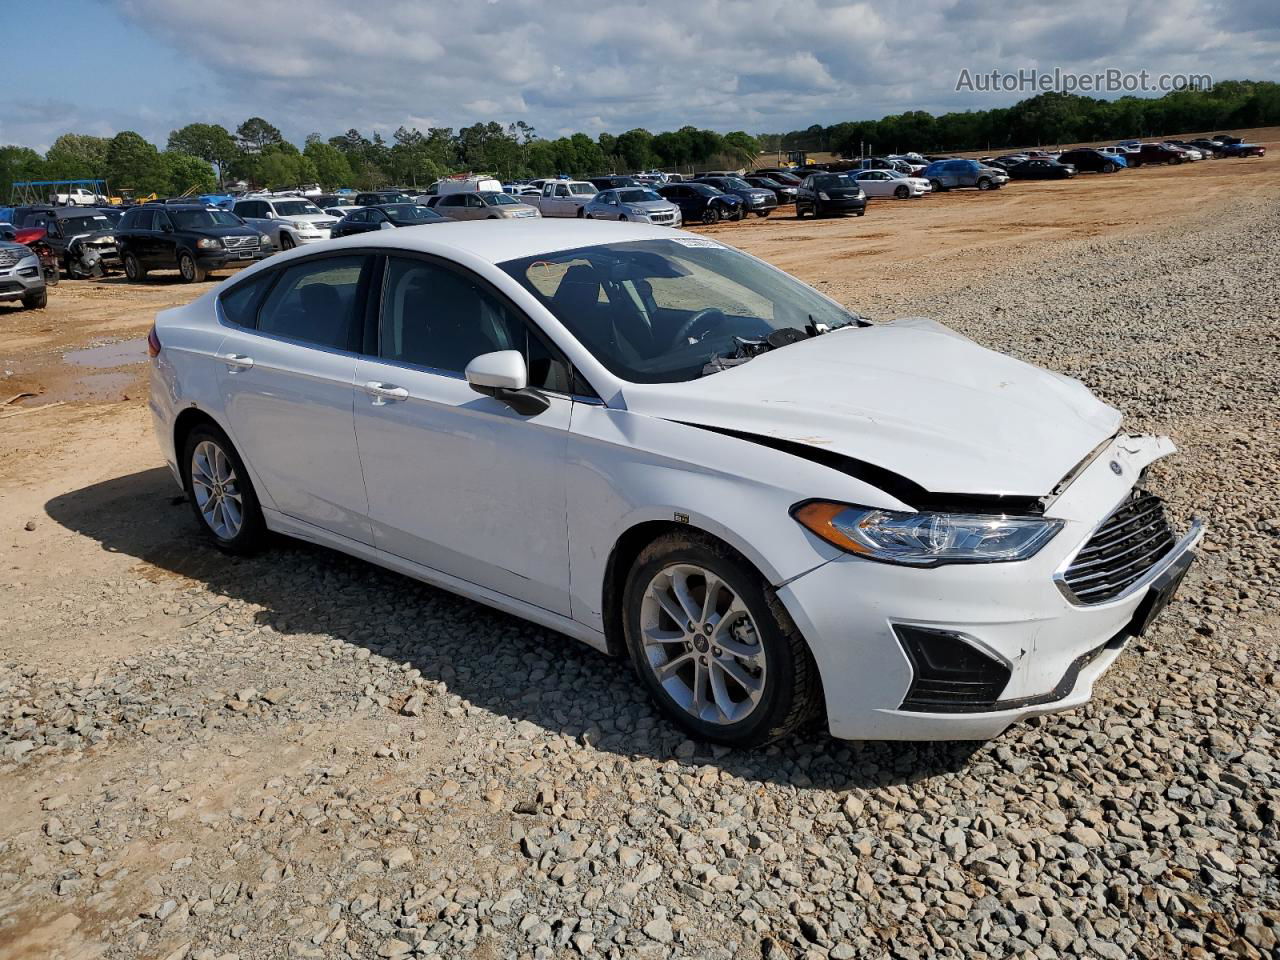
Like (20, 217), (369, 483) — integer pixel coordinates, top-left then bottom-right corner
(315, 194), (360, 210)
(55, 186), (108, 206)
(1185, 140), (1226, 157)
(525, 181), (598, 218)
(1056, 149), (1125, 172)
(323, 205), (362, 219)
(657, 183), (743, 224)
(233, 197), (338, 249)
(796, 172), (867, 218)
(1005, 158), (1076, 180)
(355, 190), (415, 206)
(433, 192), (542, 221)
(1161, 143), (1202, 161)
(922, 159), (1005, 191)
(744, 176), (798, 204)
(330, 203), (450, 237)
(24, 207), (120, 278)
(851, 169), (928, 199)
(1219, 141), (1266, 158)
(1213, 134), (1243, 145)
(1099, 146), (1136, 164)
(9, 226), (60, 284)
(1132, 143), (1185, 166)
(583, 188), (681, 226)
(0, 239), (47, 308)
(692, 176), (778, 217)
(589, 176), (642, 191)
(116, 204), (269, 283)
(752, 169), (804, 187)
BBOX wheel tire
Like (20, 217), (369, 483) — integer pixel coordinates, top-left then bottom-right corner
(701, 207), (718, 225)
(123, 252), (146, 282)
(1103, 162), (1117, 173)
(278, 233), (295, 251)
(178, 252), (207, 283)
(622, 530), (821, 747)
(181, 425), (266, 554)
(929, 179), (944, 192)
(855, 209), (866, 216)
(756, 211), (770, 218)
(576, 207), (585, 218)
(894, 185), (910, 199)
(977, 177), (992, 191)
(21, 287), (47, 309)
(66, 256), (87, 280)
(795, 206), (806, 219)
(618, 214), (628, 222)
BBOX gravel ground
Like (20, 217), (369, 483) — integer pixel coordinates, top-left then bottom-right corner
(2, 196), (1278, 960)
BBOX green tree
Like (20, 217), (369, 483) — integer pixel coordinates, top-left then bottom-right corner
(44, 134), (110, 180)
(167, 123), (236, 184)
(615, 128), (655, 170)
(0, 145), (47, 201)
(236, 117), (284, 154)
(105, 131), (166, 193)
(160, 152), (216, 194)
(304, 140), (354, 189)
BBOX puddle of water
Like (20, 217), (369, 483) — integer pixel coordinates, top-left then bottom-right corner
(62, 337), (148, 368)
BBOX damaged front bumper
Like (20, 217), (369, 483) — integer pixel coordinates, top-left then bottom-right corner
(775, 432), (1204, 741)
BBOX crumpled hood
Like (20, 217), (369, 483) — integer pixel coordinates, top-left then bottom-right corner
(622, 318), (1121, 497)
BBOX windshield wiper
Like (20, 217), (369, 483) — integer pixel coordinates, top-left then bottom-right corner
(700, 328), (808, 376)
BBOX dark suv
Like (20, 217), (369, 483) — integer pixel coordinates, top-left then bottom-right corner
(116, 204), (269, 283)
(23, 207), (120, 278)
(691, 176), (778, 217)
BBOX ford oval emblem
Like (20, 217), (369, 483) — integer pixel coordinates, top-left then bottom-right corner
(1110, 460), (1123, 475)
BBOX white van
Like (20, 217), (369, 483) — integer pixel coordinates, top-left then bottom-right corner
(435, 177), (503, 195)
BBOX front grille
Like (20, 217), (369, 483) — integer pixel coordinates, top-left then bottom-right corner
(0, 249), (25, 268)
(1062, 490), (1176, 603)
(222, 236), (259, 250)
(651, 212), (675, 223)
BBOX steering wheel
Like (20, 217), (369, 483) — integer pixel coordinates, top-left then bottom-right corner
(672, 307), (728, 346)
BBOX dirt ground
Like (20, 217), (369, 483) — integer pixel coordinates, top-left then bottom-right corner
(1, 138), (1277, 960)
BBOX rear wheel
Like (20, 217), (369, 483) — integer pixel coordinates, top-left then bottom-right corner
(929, 179), (945, 192)
(576, 207), (585, 218)
(756, 210), (770, 218)
(623, 531), (821, 747)
(21, 288), (47, 309)
(618, 214), (628, 222)
(1103, 162), (1117, 173)
(181, 425), (266, 554)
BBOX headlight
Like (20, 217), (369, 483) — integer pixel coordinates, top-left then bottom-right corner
(792, 502), (1062, 566)
(196, 238), (220, 249)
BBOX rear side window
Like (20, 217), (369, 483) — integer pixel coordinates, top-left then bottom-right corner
(378, 256), (571, 391)
(218, 272), (273, 327)
(255, 255), (369, 351)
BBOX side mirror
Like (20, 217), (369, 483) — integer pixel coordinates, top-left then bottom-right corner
(465, 351), (549, 416)
(378, 220), (394, 230)
(161, 222), (173, 233)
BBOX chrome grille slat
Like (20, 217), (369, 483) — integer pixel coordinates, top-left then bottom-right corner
(0, 249), (27, 267)
(1062, 490), (1176, 604)
(222, 236), (259, 250)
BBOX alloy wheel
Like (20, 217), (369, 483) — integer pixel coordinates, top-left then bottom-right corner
(639, 563), (767, 725)
(179, 255), (196, 281)
(190, 440), (244, 540)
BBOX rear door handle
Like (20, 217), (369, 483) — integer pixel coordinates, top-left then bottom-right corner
(222, 353), (254, 371)
(364, 381), (409, 405)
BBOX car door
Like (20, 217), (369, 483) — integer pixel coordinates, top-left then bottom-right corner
(215, 252), (375, 544)
(351, 254), (575, 615)
(128, 208), (156, 264)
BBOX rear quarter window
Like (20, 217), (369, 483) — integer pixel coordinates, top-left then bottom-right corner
(218, 271), (274, 328)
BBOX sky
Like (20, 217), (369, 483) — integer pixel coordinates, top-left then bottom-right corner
(3, 0), (1277, 152)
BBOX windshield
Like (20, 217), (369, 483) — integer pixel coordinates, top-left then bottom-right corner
(62, 216), (111, 234)
(384, 204), (441, 223)
(482, 193), (519, 205)
(568, 184), (596, 196)
(171, 209), (242, 229)
(617, 189), (661, 203)
(273, 201), (323, 216)
(721, 177), (752, 190)
(500, 239), (861, 383)
(813, 174), (855, 189)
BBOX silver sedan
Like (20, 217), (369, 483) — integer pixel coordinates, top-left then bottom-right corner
(583, 188), (682, 227)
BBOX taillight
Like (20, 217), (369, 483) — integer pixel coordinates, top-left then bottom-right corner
(147, 325), (161, 358)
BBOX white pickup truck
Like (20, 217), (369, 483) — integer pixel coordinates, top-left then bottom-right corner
(525, 180), (598, 217)
(56, 186), (108, 206)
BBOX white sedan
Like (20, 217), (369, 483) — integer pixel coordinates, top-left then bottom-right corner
(852, 169), (930, 198)
(148, 221), (1202, 746)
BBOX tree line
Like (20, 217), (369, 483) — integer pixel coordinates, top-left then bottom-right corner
(759, 82), (1280, 158)
(2, 81), (1276, 200)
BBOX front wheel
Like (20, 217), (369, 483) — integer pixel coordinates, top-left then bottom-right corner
(618, 214), (628, 222)
(929, 179), (945, 192)
(123, 252), (147, 282)
(178, 252), (207, 283)
(894, 185), (910, 199)
(977, 177), (993, 190)
(701, 207), (718, 225)
(623, 531), (821, 747)
(756, 211), (770, 218)
(1103, 162), (1117, 173)
(576, 207), (585, 218)
(22, 288), (47, 309)
(278, 233), (295, 251)
(182, 426), (266, 554)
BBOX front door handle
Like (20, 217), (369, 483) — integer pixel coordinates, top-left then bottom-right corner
(364, 381), (409, 405)
(222, 353), (254, 371)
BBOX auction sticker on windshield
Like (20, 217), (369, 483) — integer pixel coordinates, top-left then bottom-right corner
(671, 237), (723, 248)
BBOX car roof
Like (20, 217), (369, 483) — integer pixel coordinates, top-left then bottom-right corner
(319, 219), (690, 264)
(53, 207), (112, 218)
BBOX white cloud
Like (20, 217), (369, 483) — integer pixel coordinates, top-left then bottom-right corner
(6, 0), (1276, 150)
